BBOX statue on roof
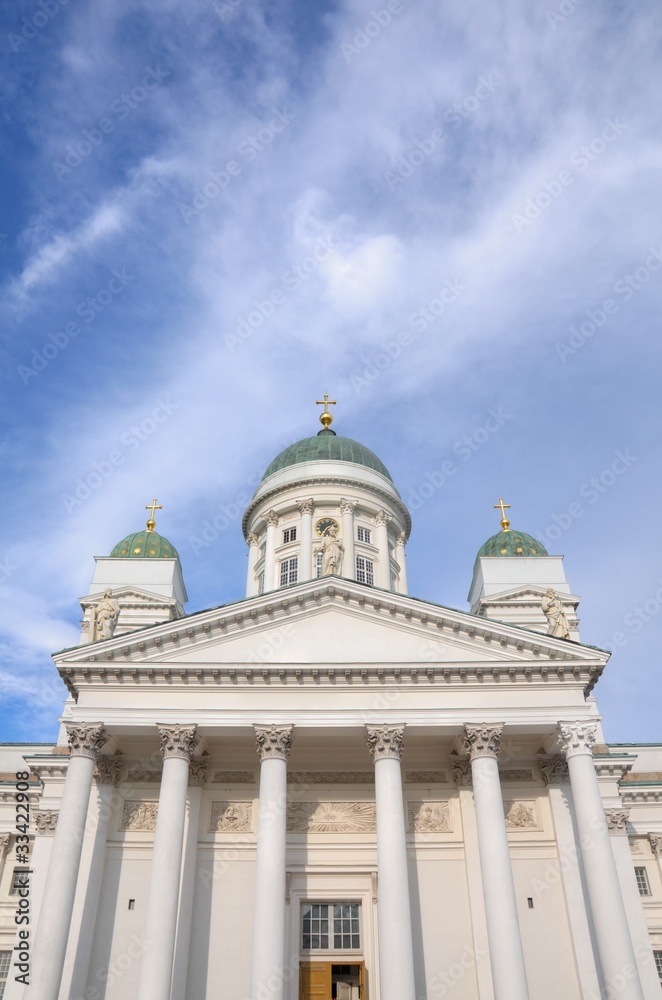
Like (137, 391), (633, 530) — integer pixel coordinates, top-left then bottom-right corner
(92, 589), (120, 641)
(541, 588), (570, 639)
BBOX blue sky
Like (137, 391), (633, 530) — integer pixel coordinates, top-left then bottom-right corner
(1, 0), (661, 742)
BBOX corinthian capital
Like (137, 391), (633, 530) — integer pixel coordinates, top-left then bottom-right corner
(157, 724), (198, 761)
(537, 754), (570, 785)
(340, 498), (358, 515)
(374, 510), (392, 527)
(247, 532), (260, 547)
(557, 721), (598, 759)
(296, 498), (315, 516)
(254, 724), (293, 761)
(94, 755), (123, 785)
(605, 808), (630, 834)
(66, 724), (109, 760)
(265, 510), (279, 527)
(366, 725), (405, 762)
(463, 723), (503, 760)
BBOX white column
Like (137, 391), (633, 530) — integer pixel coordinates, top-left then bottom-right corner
(135, 724), (198, 1000)
(650, 834), (662, 883)
(538, 755), (602, 998)
(395, 532), (408, 594)
(63, 756), (123, 1000)
(250, 724), (293, 1000)
(246, 532), (260, 596)
(340, 499), (357, 580)
(29, 724), (109, 1000)
(374, 510), (392, 590)
(366, 725), (416, 1000)
(557, 722), (644, 1000)
(264, 511), (279, 591)
(172, 759), (207, 998)
(297, 499), (314, 581)
(606, 810), (661, 997)
(463, 724), (530, 1000)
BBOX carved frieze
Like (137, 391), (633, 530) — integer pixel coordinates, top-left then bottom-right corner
(94, 755), (123, 785)
(189, 759), (209, 787)
(451, 759), (473, 787)
(504, 801), (539, 830)
(34, 810), (59, 836)
(463, 724), (503, 760)
(408, 801), (451, 833)
(406, 771), (447, 784)
(500, 769), (534, 782)
(157, 724), (198, 761)
(287, 801), (376, 833)
(210, 801), (253, 833)
(366, 725), (405, 762)
(557, 721), (598, 758)
(213, 771), (256, 783)
(288, 772), (374, 784)
(537, 754), (570, 785)
(127, 769), (162, 783)
(121, 801), (158, 832)
(254, 725), (293, 761)
(66, 724), (109, 760)
(605, 808), (630, 834)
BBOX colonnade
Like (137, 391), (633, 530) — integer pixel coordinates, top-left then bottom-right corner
(27, 719), (645, 1000)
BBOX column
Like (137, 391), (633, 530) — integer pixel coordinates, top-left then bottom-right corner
(366, 725), (417, 1000)
(250, 724), (293, 1000)
(606, 810), (661, 997)
(30, 723), (109, 1000)
(0, 833), (10, 886)
(135, 724), (198, 1000)
(340, 499), (357, 580)
(650, 834), (662, 881)
(297, 499), (314, 581)
(246, 532), (260, 596)
(557, 722), (644, 1000)
(537, 754), (602, 998)
(63, 755), (123, 1000)
(374, 510), (392, 589)
(172, 758), (207, 998)
(264, 511), (279, 592)
(463, 724), (530, 1000)
(395, 532), (408, 594)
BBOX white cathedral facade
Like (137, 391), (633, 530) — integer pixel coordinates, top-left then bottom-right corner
(1, 403), (661, 1000)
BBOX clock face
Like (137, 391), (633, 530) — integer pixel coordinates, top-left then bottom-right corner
(315, 517), (340, 537)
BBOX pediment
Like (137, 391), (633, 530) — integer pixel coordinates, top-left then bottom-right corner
(79, 586), (178, 608)
(478, 585), (581, 607)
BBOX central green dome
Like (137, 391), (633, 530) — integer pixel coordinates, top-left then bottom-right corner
(110, 529), (179, 559)
(261, 429), (394, 483)
(476, 528), (547, 559)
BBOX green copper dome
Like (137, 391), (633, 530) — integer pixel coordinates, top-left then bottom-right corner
(261, 429), (394, 483)
(476, 528), (548, 559)
(110, 530), (179, 559)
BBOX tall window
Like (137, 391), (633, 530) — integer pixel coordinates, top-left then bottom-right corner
(9, 869), (30, 895)
(258, 572), (265, 595)
(654, 951), (662, 982)
(634, 867), (651, 896)
(283, 527), (297, 544)
(356, 556), (374, 585)
(0, 951), (10, 1000)
(315, 552), (323, 578)
(280, 557), (298, 587)
(302, 903), (361, 951)
(357, 526), (371, 544)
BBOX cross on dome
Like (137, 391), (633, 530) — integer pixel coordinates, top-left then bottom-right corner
(145, 498), (163, 532)
(315, 393), (336, 430)
(493, 497), (511, 531)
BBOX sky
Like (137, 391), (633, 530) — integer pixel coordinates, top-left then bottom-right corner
(0, 0), (661, 743)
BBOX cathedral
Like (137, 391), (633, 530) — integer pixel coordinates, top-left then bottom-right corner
(0, 400), (661, 1000)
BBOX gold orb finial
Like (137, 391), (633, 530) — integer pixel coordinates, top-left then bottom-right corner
(315, 393), (337, 430)
(145, 498), (162, 532)
(493, 497), (511, 531)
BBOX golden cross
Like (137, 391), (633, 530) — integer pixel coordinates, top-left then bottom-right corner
(493, 497), (511, 530)
(315, 394), (337, 430)
(145, 498), (162, 531)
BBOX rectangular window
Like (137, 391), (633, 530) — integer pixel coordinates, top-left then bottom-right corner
(280, 557), (298, 587)
(355, 556), (374, 585)
(357, 527), (371, 544)
(9, 869), (30, 896)
(301, 903), (361, 951)
(258, 572), (265, 595)
(634, 867), (651, 896)
(283, 527), (297, 544)
(315, 552), (323, 579)
(0, 951), (10, 1000)
(654, 951), (662, 982)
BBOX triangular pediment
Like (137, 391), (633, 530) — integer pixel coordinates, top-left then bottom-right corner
(477, 585), (581, 607)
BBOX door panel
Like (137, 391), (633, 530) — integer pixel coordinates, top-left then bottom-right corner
(300, 962), (332, 1000)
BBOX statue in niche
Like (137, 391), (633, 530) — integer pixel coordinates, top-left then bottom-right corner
(321, 525), (344, 576)
(541, 588), (570, 639)
(92, 589), (120, 641)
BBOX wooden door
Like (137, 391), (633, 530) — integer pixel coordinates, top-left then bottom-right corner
(300, 962), (332, 1000)
(358, 962), (365, 1000)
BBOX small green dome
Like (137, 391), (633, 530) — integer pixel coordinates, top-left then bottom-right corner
(261, 429), (394, 483)
(476, 529), (548, 559)
(110, 530), (179, 559)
